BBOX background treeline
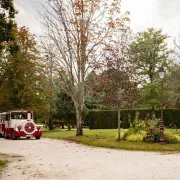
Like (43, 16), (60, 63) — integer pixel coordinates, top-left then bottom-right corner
(0, 1), (179, 130)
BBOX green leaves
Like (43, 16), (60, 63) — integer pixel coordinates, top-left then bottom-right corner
(0, 0), (19, 56)
(129, 28), (171, 84)
(0, 26), (49, 115)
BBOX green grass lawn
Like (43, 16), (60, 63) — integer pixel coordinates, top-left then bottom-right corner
(43, 129), (180, 152)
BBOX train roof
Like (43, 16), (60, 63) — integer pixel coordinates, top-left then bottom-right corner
(0, 110), (33, 113)
(8, 110), (33, 112)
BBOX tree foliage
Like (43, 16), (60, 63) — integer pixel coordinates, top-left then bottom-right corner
(129, 28), (171, 84)
(54, 89), (76, 130)
(129, 28), (172, 108)
(0, 0), (18, 53)
(166, 65), (180, 108)
(0, 27), (49, 120)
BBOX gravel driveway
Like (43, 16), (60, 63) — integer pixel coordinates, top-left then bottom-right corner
(0, 138), (180, 180)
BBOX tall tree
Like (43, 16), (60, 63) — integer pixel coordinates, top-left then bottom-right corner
(129, 28), (172, 108)
(83, 30), (138, 136)
(0, 0), (18, 53)
(99, 30), (137, 141)
(39, 38), (61, 130)
(54, 89), (76, 130)
(40, 0), (130, 135)
(0, 0), (19, 110)
(0, 27), (49, 115)
(166, 65), (180, 108)
(129, 28), (171, 84)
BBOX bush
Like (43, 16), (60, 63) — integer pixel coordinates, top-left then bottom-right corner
(87, 110), (119, 129)
(88, 109), (180, 129)
(126, 133), (146, 142)
(130, 112), (146, 130)
(123, 128), (146, 142)
(123, 128), (180, 143)
(164, 129), (180, 143)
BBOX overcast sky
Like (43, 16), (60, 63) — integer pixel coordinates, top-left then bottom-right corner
(14, 0), (180, 47)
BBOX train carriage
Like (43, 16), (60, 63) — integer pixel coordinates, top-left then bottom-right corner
(0, 110), (42, 140)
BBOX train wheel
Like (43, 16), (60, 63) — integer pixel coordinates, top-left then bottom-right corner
(4, 131), (9, 139)
(35, 136), (40, 140)
(11, 132), (17, 140)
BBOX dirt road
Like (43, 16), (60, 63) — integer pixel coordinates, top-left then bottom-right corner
(0, 138), (180, 180)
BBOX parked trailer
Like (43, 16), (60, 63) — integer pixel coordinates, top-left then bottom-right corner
(0, 110), (42, 140)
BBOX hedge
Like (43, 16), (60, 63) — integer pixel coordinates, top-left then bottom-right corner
(87, 109), (180, 129)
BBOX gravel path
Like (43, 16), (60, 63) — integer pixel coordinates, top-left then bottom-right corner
(0, 138), (180, 180)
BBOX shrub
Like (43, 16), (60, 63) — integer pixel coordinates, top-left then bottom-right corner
(130, 112), (146, 130)
(126, 133), (146, 142)
(164, 129), (180, 143)
(123, 128), (146, 142)
(147, 118), (159, 128)
(123, 128), (180, 143)
(123, 118), (160, 142)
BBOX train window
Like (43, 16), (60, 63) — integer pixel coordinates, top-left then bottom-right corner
(0, 115), (6, 122)
(6, 113), (10, 121)
(11, 112), (27, 119)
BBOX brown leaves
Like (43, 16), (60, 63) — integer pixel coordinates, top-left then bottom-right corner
(123, 17), (130, 22)
(75, 12), (81, 16)
(111, 2), (117, 6)
(58, 84), (62, 88)
(81, 36), (88, 42)
(73, 2), (82, 9)
(72, 20), (78, 25)
(108, 22), (115, 28)
(77, 60), (82, 68)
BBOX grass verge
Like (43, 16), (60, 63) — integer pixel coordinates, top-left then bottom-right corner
(0, 153), (23, 178)
(43, 129), (180, 152)
(0, 153), (9, 177)
(0, 160), (8, 169)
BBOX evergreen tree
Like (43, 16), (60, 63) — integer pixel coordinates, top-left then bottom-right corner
(0, 0), (18, 53)
(55, 89), (76, 130)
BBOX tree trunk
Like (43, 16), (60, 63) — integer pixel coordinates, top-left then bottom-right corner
(59, 119), (61, 129)
(117, 108), (121, 141)
(49, 101), (53, 130)
(68, 119), (71, 131)
(49, 56), (54, 130)
(49, 116), (53, 130)
(76, 106), (83, 136)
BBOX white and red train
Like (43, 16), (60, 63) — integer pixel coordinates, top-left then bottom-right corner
(0, 110), (42, 140)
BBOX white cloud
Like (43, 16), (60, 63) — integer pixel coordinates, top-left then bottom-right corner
(14, 0), (44, 35)
(14, 0), (180, 47)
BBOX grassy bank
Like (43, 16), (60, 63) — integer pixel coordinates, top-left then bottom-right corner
(43, 129), (180, 152)
(0, 153), (8, 169)
(0, 153), (9, 177)
(0, 160), (8, 169)
(0, 153), (23, 178)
